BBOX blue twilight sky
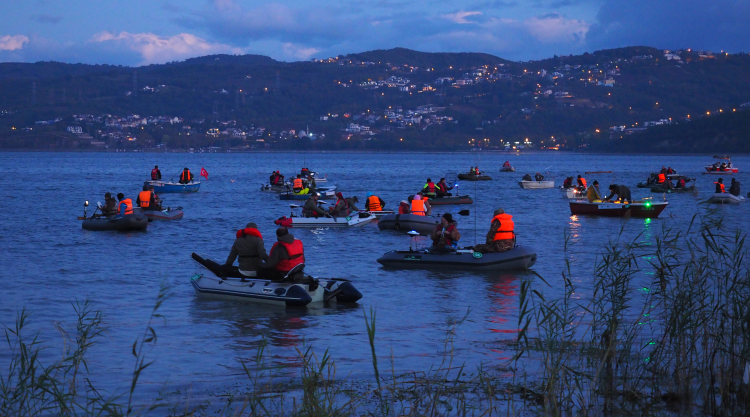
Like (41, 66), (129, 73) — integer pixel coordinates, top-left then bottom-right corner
(1, 0), (748, 66)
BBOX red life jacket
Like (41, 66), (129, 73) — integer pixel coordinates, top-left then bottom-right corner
(715, 182), (726, 193)
(272, 239), (305, 271)
(425, 182), (436, 193)
(236, 227), (263, 239)
(658, 173), (666, 183)
(151, 168), (159, 180)
(399, 204), (409, 215)
(443, 224), (457, 245)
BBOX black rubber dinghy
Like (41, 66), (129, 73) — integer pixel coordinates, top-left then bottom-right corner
(377, 213), (439, 235)
(428, 195), (474, 205)
(457, 174), (492, 181)
(81, 213), (148, 231)
(377, 245), (537, 271)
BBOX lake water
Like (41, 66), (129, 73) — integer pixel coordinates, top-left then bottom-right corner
(1, 151), (748, 403)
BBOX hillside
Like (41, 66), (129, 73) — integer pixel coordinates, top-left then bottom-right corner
(1, 46), (749, 151)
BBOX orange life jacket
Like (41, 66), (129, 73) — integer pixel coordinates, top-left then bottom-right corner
(236, 227), (263, 239)
(138, 191), (152, 208)
(272, 239), (305, 271)
(579, 178), (587, 188)
(293, 178), (303, 189)
(151, 168), (159, 180)
(411, 199), (426, 216)
(491, 214), (514, 241)
(367, 195), (382, 211)
(119, 198), (133, 215)
(180, 170), (192, 182)
(658, 173), (666, 183)
(715, 182), (726, 193)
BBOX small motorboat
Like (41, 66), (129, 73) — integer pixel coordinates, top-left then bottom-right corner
(190, 253), (362, 306)
(376, 233), (536, 271)
(279, 188), (337, 200)
(368, 210), (395, 219)
(519, 180), (555, 189)
(569, 199), (668, 218)
(261, 183), (290, 192)
(428, 195), (473, 205)
(704, 155), (738, 174)
(300, 170), (327, 183)
(141, 207), (184, 220)
(559, 187), (584, 199)
(500, 166), (516, 172)
(706, 193), (745, 204)
(274, 204), (376, 228)
(639, 175), (692, 188)
(146, 180), (200, 193)
(650, 184), (696, 193)
(457, 173), (492, 181)
(377, 213), (439, 235)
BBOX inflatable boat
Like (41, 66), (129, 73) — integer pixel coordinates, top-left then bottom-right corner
(377, 245), (537, 271)
(81, 213), (148, 231)
(261, 183), (290, 192)
(500, 166), (516, 172)
(274, 205), (376, 228)
(377, 213), (439, 235)
(519, 180), (555, 189)
(560, 187), (584, 199)
(650, 184), (696, 193)
(428, 195), (473, 205)
(457, 173), (492, 181)
(569, 199), (668, 218)
(279, 189), (336, 200)
(142, 207), (184, 220)
(190, 253), (361, 306)
(368, 210), (395, 219)
(706, 193), (745, 204)
(146, 180), (200, 193)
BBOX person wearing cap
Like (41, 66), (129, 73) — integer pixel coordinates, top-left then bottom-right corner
(151, 165), (161, 180)
(431, 213), (461, 250)
(330, 192), (352, 217)
(436, 178), (453, 197)
(136, 184), (156, 209)
(474, 208), (515, 253)
(365, 193), (386, 212)
(587, 180), (602, 202)
(303, 193), (328, 218)
(263, 227), (305, 280)
(179, 167), (193, 184)
(225, 222), (269, 277)
(102, 192), (118, 216)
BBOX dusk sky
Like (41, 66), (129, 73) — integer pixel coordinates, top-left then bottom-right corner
(1, 0), (748, 66)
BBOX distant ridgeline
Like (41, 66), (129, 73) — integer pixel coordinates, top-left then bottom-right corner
(1, 46), (750, 152)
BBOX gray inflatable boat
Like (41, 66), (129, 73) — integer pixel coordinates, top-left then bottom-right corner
(81, 213), (148, 231)
(377, 245), (537, 271)
(377, 213), (439, 235)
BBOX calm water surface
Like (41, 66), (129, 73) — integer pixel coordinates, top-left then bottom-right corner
(1, 151), (748, 401)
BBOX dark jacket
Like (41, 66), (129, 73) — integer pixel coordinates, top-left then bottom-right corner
(346, 198), (359, 211)
(522, 174), (533, 181)
(729, 181), (740, 196)
(265, 233), (297, 270)
(303, 197), (327, 217)
(605, 184), (632, 201)
(225, 232), (269, 271)
(102, 197), (118, 215)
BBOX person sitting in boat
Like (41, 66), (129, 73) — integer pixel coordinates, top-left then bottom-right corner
(179, 168), (193, 184)
(522, 173), (533, 181)
(430, 213), (460, 251)
(263, 227), (305, 281)
(422, 178), (438, 197)
(225, 222), (269, 278)
(436, 178), (453, 197)
(346, 196), (360, 211)
(409, 193), (432, 216)
(657, 172), (667, 184)
(151, 165), (161, 180)
(148, 185), (163, 210)
(562, 177), (573, 189)
(116, 193), (134, 216)
(660, 166), (667, 174)
(475, 167), (482, 176)
(473, 208), (515, 254)
(306, 175), (317, 191)
(301, 167), (311, 177)
(729, 178), (741, 196)
(136, 185), (156, 210)
(586, 181), (602, 202)
(720, 162), (728, 171)
(503, 161), (511, 168)
(469, 167), (476, 175)
(330, 192), (351, 217)
(303, 194), (329, 218)
(535, 172), (545, 181)
(365, 193), (386, 212)
(577, 175), (587, 190)
(675, 178), (686, 189)
(715, 178), (726, 193)
(398, 200), (410, 214)
(604, 184), (632, 203)
(269, 171), (280, 185)
(292, 175), (309, 195)
(667, 167), (675, 175)
(102, 192), (118, 216)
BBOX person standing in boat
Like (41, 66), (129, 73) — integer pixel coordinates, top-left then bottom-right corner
(436, 178), (453, 197)
(586, 180), (602, 202)
(535, 172), (545, 181)
(422, 178), (438, 197)
(225, 222), (269, 278)
(715, 178), (726, 193)
(474, 208), (515, 253)
(151, 165), (161, 180)
(263, 227), (305, 280)
(179, 167), (193, 184)
(729, 178), (741, 196)
(303, 193), (328, 218)
(116, 193), (134, 216)
(431, 213), (460, 250)
(604, 184), (632, 203)
(365, 193), (386, 212)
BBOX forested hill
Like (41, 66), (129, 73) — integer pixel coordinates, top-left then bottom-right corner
(1, 46), (749, 152)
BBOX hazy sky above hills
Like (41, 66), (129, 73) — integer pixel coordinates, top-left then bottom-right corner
(1, 0), (748, 65)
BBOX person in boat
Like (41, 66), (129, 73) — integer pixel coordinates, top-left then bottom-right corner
(646, 173), (657, 185)
(306, 174), (317, 191)
(563, 177), (574, 189)
(660, 166), (667, 174)
(667, 167), (675, 175)
(346, 196), (360, 211)
(301, 167), (311, 177)
(136, 184), (157, 209)
(436, 178), (453, 197)
(117, 193), (133, 216)
(409, 193), (431, 216)
(522, 173), (533, 181)
(263, 227), (305, 281)
(148, 185), (163, 210)
(430, 213), (460, 251)
(151, 165), (161, 180)
(720, 162), (728, 171)
(469, 167), (476, 175)
(422, 178), (438, 197)
(715, 178), (726, 193)
(225, 222), (269, 278)
(330, 192), (351, 217)
(535, 172), (545, 181)
(503, 161), (511, 168)
(577, 175), (587, 190)
(303, 193), (329, 218)
(179, 167), (193, 184)
(365, 193), (386, 212)
(269, 171), (280, 185)
(473, 208), (515, 254)
(292, 175), (305, 194)
(675, 178), (686, 189)
(604, 184), (632, 203)
(475, 167), (482, 175)
(398, 200), (410, 214)
(657, 172), (667, 184)
(586, 180), (602, 202)
(729, 178), (741, 196)
(102, 192), (118, 216)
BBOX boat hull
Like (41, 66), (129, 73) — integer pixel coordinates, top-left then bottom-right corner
(279, 189), (336, 200)
(274, 213), (376, 228)
(81, 213), (149, 231)
(377, 213), (439, 235)
(706, 193), (745, 204)
(650, 185), (695, 193)
(369, 210), (395, 219)
(377, 245), (537, 271)
(704, 166), (738, 174)
(559, 187), (584, 199)
(519, 181), (555, 189)
(457, 174), (492, 181)
(569, 201), (668, 218)
(500, 167), (516, 172)
(146, 180), (200, 193)
(142, 208), (184, 220)
(428, 195), (473, 205)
